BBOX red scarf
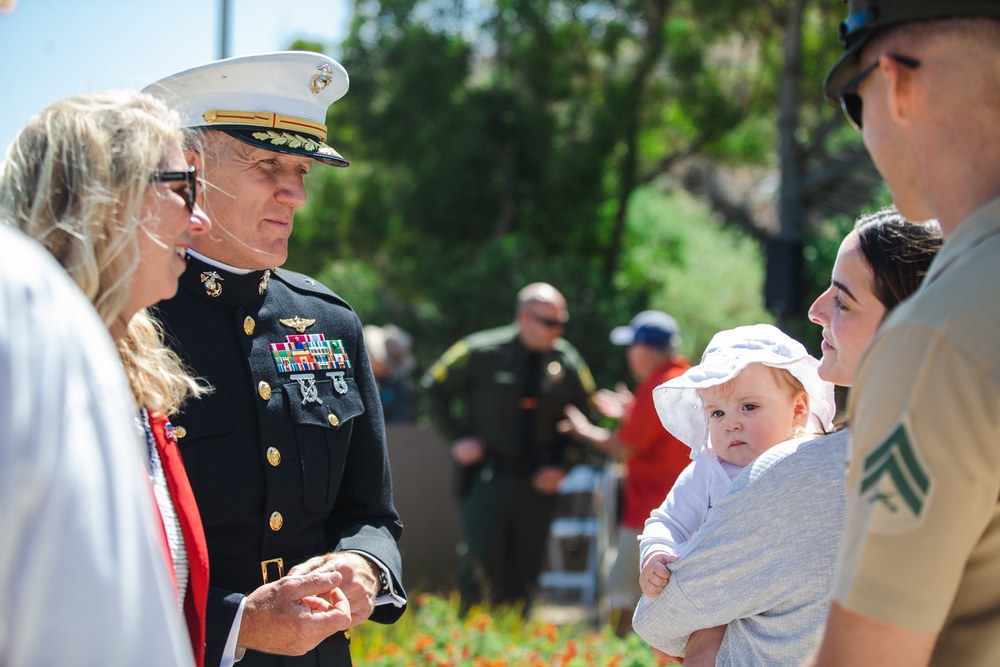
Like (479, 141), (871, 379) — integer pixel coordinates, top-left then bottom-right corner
(150, 411), (209, 667)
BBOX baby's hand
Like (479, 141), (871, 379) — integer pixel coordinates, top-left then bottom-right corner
(640, 552), (679, 597)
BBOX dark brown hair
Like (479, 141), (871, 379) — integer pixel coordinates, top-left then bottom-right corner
(854, 207), (943, 316)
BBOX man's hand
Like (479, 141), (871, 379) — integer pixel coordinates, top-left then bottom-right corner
(237, 570), (351, 655)
(531, 465), (566, 495)
(557, 404), (595, 439)
(640, 551), (679, 597)
(449, 436), (486, 466)
(593, 383), (633, 420)
(287, 552), (382, 627)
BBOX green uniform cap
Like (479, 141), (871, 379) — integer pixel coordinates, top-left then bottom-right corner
(824, 0), (1000, 105)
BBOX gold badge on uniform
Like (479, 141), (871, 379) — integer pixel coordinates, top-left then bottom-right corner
(547, 361), (565, 383)
(201, 271), (223, 297)
(279, 316), (316, 333)
(259, 269), (271, 295)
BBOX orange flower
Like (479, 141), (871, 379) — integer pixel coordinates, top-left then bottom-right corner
(532, 622), (558, 643)
(467, 613), (492, 632)
(412, 634), (435, 651)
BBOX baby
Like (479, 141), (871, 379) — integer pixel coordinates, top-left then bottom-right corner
(638, 324), (835, 596)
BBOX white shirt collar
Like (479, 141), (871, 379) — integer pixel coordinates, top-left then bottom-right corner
(187, 248), (254, 276)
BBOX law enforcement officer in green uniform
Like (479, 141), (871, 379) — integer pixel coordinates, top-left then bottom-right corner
(808, 2), (1000, 666)
(144, 52), (406, 667)
(422, 282), (595, 615)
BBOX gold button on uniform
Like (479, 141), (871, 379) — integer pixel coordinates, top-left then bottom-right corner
(244, 316), (255, 335)
(327, 413), (340, 427)
(258, 381), (271, 401)
(269, 511), (283, 531)
(175, 425), (187, 439)
(266, 447), (281, 467)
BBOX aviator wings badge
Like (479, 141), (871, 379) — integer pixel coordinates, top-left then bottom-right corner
(279, 316), (316, 334)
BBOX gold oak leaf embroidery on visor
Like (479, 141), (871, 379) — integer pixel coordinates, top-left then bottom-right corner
(861, 423), (932, 524)
(251, 131), (321, 152)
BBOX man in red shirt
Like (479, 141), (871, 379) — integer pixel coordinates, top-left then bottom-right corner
(560, 310), (690, 636)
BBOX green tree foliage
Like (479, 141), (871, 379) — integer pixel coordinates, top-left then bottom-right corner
(285, 1), (883, 404)
(618, 187), (773, 362)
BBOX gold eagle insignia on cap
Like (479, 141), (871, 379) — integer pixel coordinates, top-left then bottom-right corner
(280, 316), (316, 333)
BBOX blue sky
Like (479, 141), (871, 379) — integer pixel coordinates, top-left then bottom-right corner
(0, 0), (351, 151)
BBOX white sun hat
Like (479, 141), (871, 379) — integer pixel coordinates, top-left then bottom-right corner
(143, 51), (350, 167)
(652, 323), (836, 459)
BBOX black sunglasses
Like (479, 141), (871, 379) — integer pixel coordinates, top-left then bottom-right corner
(837, 54), (921, 130)
(150, 165), (198, 213)
(526, 310), (567, 329)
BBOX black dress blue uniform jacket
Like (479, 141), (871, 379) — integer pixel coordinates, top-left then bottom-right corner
(157, 255), (406, 667)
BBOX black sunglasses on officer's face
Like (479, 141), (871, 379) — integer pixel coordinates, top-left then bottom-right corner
(149, 165), (198, 213)
(526, 310), (567, 329)
(837, 53), (921, 130)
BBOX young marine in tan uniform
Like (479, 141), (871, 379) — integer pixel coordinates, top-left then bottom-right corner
(810, 2), (1000, 666)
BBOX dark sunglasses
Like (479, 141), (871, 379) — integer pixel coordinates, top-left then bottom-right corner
(526, 310), (567, 329)
(837, 54), (920, 130)
(150, 165), (198, 213)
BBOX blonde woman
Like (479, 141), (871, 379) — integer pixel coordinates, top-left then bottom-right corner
(0, 90), (215, 666)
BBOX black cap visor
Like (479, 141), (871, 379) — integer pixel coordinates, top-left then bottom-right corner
(221, 127), (349, 168)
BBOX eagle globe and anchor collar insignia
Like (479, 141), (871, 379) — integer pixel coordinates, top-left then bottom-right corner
(201, 271), (224, 297)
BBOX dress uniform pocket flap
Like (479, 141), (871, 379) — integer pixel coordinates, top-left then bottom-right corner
(282, 376), (365, 429)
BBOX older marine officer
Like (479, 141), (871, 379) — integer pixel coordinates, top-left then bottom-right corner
(144, 52), (406, 667)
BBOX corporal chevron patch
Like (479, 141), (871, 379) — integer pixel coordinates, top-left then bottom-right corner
(861, 423), (934, 534)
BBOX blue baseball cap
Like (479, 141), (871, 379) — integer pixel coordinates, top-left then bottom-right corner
(609, 310), (681, 350)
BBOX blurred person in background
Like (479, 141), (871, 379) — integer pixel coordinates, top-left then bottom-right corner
(422, 282), (595, 616)
(558, 310), (690, 637)
(364, 323), (415, 422)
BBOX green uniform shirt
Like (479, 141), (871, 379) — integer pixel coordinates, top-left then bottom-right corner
(422, 323), (595, 470)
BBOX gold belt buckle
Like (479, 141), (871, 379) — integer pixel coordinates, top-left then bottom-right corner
(261, 558), (284, 583)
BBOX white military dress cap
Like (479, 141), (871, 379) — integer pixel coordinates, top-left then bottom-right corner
(143, 51), (350, 167)
(652, 323), (836, 458)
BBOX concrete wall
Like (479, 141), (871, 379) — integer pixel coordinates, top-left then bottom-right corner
(385, 423), (464, 594)
(385, 424), (612, 600)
